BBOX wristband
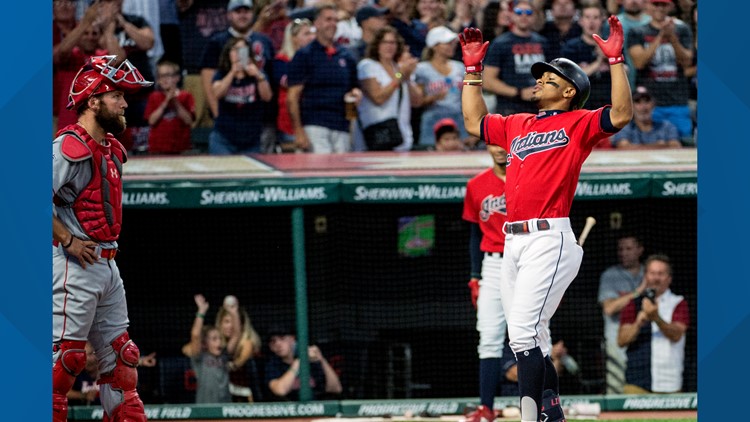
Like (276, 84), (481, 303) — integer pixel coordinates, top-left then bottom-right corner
(463, 80), (482, 86)
(514, 87), (522, 101)
(608, 55), (625, 65)
(62, 236), (74, 248)
(196, 312), (205, 319)
(632, 289), (640, 299)
(465, 64), (483, 73)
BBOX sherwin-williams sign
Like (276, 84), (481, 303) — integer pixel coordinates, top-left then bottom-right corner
(121, 173), (696, 209)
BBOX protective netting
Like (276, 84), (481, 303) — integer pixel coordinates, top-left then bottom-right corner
(119, 198), (696, 403)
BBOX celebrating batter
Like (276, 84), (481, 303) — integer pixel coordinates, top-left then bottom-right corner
(52, 56), (152, 422)
(460, 16), (633, 422)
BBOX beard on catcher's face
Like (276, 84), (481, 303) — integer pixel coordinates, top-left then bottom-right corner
(95, 102), (127, 135)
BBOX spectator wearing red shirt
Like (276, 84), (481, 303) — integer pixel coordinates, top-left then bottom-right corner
(145, 59), (196, 154)
(618, 254), (689, 394)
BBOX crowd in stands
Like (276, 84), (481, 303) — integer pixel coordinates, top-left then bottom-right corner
(53, 0), (697, 154)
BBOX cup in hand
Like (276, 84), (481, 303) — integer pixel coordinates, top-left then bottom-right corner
(344, 93), (358, 120)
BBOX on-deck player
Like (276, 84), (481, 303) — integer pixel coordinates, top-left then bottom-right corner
(52, 56), (152, 422)
(462, 144), (508, 422)
(459, 16), (633, 422)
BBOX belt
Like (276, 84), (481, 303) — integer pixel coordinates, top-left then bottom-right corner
(505, 219), (551, 235)
(53, 240), (118, 260)
(484, 252), (504, 258)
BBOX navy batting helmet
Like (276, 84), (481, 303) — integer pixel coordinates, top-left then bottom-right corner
(531, 58), (590, 110)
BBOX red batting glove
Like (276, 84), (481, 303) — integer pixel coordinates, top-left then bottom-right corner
(468, 278), (480, 309)
(593, 15), (625, 65)
(459, 28), (489, 74)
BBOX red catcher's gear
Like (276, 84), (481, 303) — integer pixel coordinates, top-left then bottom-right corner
(67, 55), (153, 110)
(98, 332), (147, 422)
(54, 125), (127, 242)
(53, 340), (87, 422)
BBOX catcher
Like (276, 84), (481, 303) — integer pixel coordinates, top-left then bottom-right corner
(52, 55), (152, 422)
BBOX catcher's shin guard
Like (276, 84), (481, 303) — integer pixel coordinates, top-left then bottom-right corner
(540, 389), (566, 422)
(98, 332), (147, 422)
(53, 340), (88, 422)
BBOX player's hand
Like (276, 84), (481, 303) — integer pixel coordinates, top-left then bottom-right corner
(468, 278), (480, 309)
(65, 237), (99, 269)
(458, 28), (489, 74)
(593, 16), (624, 65)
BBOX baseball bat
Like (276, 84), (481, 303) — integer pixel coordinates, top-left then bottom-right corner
(578, 216), (596, 247)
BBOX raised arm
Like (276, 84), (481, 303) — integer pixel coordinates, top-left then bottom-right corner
(459, 28), (490, 138)
(182, 294), (209, 358)
(53, 4), (99, 64)
(593, 16), (633, 129)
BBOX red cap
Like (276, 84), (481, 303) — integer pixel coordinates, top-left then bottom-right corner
(433, 118), (459, 136)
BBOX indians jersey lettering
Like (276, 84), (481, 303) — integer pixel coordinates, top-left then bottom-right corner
(463, 168), (507, 253)
(480, 108), (615, 221)
(510, 129), (570, 160)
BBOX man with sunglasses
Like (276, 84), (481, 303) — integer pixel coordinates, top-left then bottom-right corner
(484, 0), (550, 115)
(53, 56), (153, 422)
(460, 14), (633, 422)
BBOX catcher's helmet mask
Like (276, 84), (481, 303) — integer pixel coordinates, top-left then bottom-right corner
(531, 58), (591, 110)
(67, 55), (153, 110)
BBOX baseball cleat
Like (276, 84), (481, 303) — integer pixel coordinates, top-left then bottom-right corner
(540, 389), (566, 422)
(464, 405), (496, 422)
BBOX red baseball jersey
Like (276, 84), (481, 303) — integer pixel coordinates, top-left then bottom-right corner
(481, 109), (611, 222)
(462, 168), (507, 253)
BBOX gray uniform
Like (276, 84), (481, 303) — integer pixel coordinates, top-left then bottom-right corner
(52, 132), (131, 412)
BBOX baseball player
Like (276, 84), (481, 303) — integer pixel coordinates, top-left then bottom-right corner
(462, 144), (508, 422)
(459, 15), (633, 422)
(52, 55), (152, 422)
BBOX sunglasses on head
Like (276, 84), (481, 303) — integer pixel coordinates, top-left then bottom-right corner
(514, 7), (534, 15)
(292, 18), (312, 27)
